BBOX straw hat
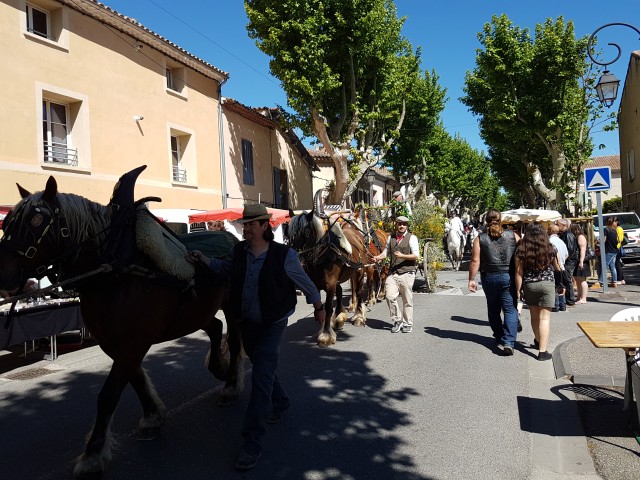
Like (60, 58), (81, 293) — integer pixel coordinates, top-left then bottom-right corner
(236, 204), (272, 223)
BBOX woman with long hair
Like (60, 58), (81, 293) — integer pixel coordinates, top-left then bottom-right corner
(468, 209), (520, 355)
(570, 223), (590, 303)
(597, 216), (619, 287)
(514, 222), (563, 361)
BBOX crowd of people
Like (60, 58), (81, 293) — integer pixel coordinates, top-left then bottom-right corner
(468, 211), (622, 360)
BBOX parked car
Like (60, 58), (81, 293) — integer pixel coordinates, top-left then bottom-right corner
(593, 212), (640, 261)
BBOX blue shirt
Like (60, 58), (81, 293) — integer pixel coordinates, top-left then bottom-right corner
(209, 246), (321, 322)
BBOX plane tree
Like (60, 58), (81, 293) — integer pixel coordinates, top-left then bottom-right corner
(245, 0), (445, 205)
(461, 15), (612, 211)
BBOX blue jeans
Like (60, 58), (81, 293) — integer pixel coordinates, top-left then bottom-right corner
(598, 252), (618, 284)
(240, 317), (290, 455)
(481, 272), (519, 347)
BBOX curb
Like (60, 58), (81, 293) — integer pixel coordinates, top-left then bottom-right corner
(553, 336), (626, 387)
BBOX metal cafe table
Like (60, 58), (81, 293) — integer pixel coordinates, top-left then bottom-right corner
(0, 299), (83, 361)
(577, 321), (640, 435)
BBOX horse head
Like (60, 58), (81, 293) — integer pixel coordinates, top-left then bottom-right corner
(0, 176), (65, 290)
(0, 175), (111, 291)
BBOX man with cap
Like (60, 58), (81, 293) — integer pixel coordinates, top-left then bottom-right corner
(187, 203), (325, 470)
(388, 190), (412, 219)
(373, 215), (419, 333)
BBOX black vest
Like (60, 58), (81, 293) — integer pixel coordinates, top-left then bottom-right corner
(389, 233), (417, 274)
(229, 241), (297, 323)
(479, 230), (516, 273)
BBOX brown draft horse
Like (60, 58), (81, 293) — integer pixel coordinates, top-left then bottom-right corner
(347, 206), (389, 307)
(287, 191), (368, 347)
(0, 167), (243, 479)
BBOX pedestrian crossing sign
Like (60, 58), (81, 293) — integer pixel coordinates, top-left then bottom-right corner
(584, 166), (611, 192)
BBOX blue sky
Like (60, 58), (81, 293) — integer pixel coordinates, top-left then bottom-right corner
(103, 0), (640, 157)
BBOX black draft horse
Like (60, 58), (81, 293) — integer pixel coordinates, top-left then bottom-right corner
(288, 191), (368, 347)
(0, 168), (243, 479)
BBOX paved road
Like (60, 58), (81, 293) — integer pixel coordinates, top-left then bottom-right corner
(0, 265), (637, 479)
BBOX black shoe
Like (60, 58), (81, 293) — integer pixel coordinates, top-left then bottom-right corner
(537, 351), (552, 361)
(551, 308), (559, 312)
(235, 450), (262, 470)
(558, 307), (566, 311)
(517, 320), (523, 332)
(501, 345), (514, 356)
(530, 339), (539, 350)
(266, 410), (284, 424)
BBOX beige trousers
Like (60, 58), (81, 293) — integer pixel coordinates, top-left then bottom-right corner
(385, 271), (415, 326)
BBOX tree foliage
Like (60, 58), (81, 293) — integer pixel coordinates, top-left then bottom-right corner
(461, 15), (614, 213)
(245, 0), (446, 204)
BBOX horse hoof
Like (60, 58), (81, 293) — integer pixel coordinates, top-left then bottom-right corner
(137, 426), (161, 441)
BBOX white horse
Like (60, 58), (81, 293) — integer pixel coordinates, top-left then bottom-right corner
(446, 227), (465, 271)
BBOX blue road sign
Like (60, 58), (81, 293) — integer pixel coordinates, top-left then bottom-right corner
(584, 166), (611, 192)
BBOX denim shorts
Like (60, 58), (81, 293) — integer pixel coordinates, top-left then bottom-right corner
(523, 281), (555, 308)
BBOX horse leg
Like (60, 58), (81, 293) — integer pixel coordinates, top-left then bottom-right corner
(347, 275), (357, 312)
(351, 270), (367, 327)
(130, 367), (167, 441)
(74, 356), (146, 479)
(317, 285), (337, 347)
(219, 313), (245, 405)
(334, 282), (347, 330)
(203, 317), (229, 380)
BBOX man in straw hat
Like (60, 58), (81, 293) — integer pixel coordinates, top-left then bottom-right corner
(373, 215), (419, 333)
(187, 203), (325, 470)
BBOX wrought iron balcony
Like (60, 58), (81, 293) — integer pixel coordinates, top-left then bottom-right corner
(172, 165), (187, 183)
(43, 141), (78, 166)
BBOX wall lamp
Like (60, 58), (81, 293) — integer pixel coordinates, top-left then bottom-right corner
(587, 23), (640, 107)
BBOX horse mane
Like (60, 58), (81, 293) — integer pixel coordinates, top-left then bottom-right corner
(21, 191), (111, 245)
(288, 213), (309, 245)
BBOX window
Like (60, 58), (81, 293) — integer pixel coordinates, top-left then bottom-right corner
(23, 0), (68, 50)
(26, 3), (49, 38)
(242, 139), (255, 185)
(168, 125), (195, 185)
(42, 99), (77, 165)
(165, 59), (187, 97)
(171, 136), (187, 183)
(629, 150), (636, 182)
(272, 168), (289, 208)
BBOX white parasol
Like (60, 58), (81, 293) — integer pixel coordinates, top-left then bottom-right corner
(500, 208), (562, 224)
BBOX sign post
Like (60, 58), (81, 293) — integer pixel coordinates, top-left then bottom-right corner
(584, 166), (612, 293)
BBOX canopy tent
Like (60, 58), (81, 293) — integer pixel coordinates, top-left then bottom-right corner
(500, 208), (562, 224)
(188, 207), (291, 228)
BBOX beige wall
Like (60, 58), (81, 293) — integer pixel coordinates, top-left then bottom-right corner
(222, 108), (313, 210)
(0, 0), (225, 210)
(620, 52), (640, 212)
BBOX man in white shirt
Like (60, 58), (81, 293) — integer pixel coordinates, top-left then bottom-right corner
(373, 216), (420, 333)
(548, 223), (568, 312)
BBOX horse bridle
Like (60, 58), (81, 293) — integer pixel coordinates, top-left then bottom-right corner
(1, 197), (72, 277)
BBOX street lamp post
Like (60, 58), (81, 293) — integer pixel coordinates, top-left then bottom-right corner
(586, 22), (640, 293)
(587, 22), (640, 107)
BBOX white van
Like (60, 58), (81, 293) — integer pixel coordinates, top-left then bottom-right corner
(593, 211), (640, 260)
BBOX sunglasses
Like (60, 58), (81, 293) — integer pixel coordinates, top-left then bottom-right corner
(396, 222), (408, 226)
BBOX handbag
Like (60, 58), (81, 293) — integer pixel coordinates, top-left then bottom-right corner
(584, 246), (597, 261)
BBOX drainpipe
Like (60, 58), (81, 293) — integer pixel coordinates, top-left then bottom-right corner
(217, 79), (228, 208)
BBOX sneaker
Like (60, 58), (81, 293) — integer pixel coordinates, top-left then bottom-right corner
(609, 283), (618, 288)
(501, 345), (514, 356)
(530, 339), (540, 350)
(391, 322), (402, 333)
(538, 351), (552, 361)
(401, 325), (413, 333)
(589, 282), (601, 290)
(266, 410), (284, 424)
(620, 280), (626, 285)
(235, 450), (262, 471)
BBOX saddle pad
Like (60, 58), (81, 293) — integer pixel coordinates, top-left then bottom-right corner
(179, 231), (238, 259)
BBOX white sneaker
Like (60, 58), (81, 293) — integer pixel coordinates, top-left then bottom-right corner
(391, 322), (402, 333)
